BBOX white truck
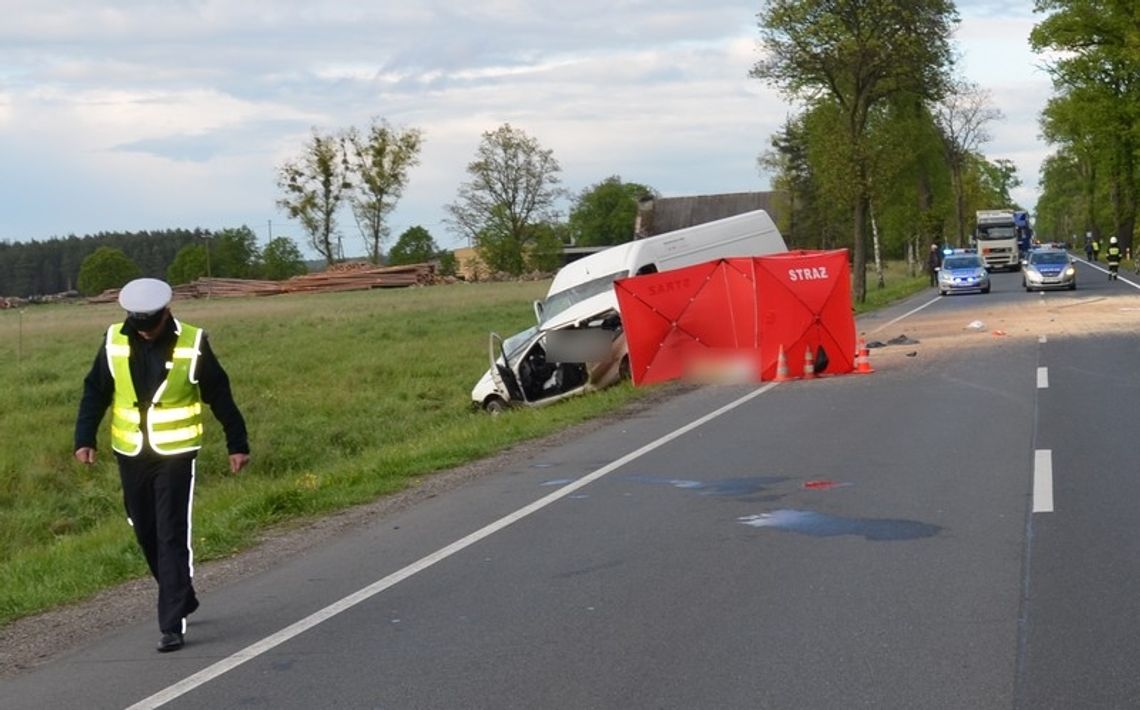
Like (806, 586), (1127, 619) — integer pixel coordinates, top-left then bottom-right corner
(471, 210), (788, 412)
(974, 209), (1020, 271)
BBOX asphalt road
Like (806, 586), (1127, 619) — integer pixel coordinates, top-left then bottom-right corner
(4, 258), (1140, 709)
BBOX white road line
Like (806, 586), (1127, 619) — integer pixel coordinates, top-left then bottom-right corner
(1037, 367), (1049, 389)
(1034, 449), (1054, 514)
(1075, 258), (1140, 289)
(125, 382), (781, 710)
(869, 296), (942, 334)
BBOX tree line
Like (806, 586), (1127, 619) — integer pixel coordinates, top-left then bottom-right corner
(1031, 0), (1138, 252)
(0, 227), (319, 298)
(0, 230), (203, 298)
(751, 0), (1024, 301)
(276, 118), (656, 278)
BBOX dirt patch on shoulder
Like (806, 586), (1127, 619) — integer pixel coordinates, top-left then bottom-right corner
(865, 291), (1140, 357)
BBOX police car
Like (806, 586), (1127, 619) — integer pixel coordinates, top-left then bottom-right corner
(1022, 247), (1077, 291)
(938, 249), (991, 296)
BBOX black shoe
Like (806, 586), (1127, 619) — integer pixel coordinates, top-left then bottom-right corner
(157, 632), (184, 653)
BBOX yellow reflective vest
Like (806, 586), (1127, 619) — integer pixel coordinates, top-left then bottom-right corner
(106, 319), (204, 456)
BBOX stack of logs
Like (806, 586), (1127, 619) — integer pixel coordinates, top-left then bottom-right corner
(88, 262), (438, 303)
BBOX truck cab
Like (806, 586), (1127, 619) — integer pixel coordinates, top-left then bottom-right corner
(974, 209), (1020, 271)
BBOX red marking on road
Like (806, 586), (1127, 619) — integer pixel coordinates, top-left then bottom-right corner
(803, 480), (838, 490)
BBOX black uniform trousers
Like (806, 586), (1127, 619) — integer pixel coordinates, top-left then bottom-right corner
(118, 453), (199, 634)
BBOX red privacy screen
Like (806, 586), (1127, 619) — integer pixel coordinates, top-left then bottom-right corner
(615, 250), (855, 386)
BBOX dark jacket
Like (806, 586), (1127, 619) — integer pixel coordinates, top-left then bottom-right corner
(75, 316), (249, 457)
(928, 248), (942, 271)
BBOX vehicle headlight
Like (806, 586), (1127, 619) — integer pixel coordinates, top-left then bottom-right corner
(1064, 266), (1075, 277)
(939, 270), (952, 282)
(1025, 268), (1042, 282)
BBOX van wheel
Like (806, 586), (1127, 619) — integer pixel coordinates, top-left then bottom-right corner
(483, 397), (508, 415)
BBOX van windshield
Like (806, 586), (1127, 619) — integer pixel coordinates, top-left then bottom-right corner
(540, 270), (628, 326)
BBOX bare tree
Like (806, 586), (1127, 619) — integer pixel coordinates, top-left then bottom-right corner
(276, 128), (351, 265)
(932, 80), (1002, 245)
(347, 119), (424, 264)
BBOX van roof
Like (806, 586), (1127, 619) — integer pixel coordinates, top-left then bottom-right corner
(537, 209), (786, 331)
(546, 209), (785, 300)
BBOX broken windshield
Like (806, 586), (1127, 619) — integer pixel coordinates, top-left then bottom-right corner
(502, 326), (539, 359)
(539, 270), (628, 326)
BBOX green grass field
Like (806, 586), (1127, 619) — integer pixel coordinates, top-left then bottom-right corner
(0, 264), (927, 626)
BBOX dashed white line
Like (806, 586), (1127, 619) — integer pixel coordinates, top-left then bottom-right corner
(1034, 449), (1054, 513)
(1037, 367), (1049, 389)
(1038, 335), (1047, 344)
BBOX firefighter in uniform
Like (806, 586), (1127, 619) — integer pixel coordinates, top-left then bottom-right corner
(74, 278), (249, 652)
(1107, 237), (1122, 280)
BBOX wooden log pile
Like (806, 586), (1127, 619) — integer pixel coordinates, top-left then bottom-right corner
(86, 262), (438, 304)
(176, 278), (285, 299)
(280, 262), (435, 293)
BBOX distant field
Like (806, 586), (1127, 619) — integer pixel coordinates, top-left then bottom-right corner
(0, 262), (927, 626)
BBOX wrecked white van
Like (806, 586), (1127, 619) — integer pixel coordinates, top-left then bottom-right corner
(471, 210), (787, 413)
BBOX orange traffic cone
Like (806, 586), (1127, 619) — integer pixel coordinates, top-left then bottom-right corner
(854, 338), (874, 374)
(803, 345), (815, 379)
(774, 344), (790, 382)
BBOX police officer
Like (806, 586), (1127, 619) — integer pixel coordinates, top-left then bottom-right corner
(74, 278), (249, 652)
(1106, 237), (1122, 280)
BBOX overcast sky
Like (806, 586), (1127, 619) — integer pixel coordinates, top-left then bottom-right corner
(1, 1), (1052, 257)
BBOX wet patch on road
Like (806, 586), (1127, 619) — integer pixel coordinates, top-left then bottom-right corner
(737, 509), (941, 541)
(625, 475), (789, 500)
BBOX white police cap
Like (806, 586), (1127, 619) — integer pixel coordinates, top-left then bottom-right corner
(118, 278), (173, 315)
